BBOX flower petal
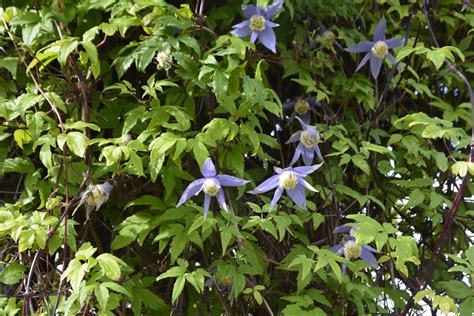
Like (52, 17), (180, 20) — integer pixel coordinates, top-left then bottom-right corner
(202, 158), (216, 177)
(373, 16), (386, 42)
(345, 40), (373, 53)
(355, 52), (371, 72)
(273, 166), (284, 174)
(362, 244), (378, 253)
(215, 174), (249, 186)
(250, 31), (258, 43)
(231, 21), (251, 38)
(258, 27), (277, 53)
(203, 194), (211, 219)
(386, 52), (397, 65)
(299, 112), (311, 124)
(330, 244), (343, 254)
(342, 263), (348, 277)
(315, 145), (324, 162)
(98, 182), (113, 196)
(302, 146), (314, 166)
(286, 183), (307, 208)
(283, 99), (296, 110)
(333, 225), (353, 234)
(265, 20), (279, 28)
(216, 190), (228, 212)
(295, 116), (308, 129)
(370, 55), (382, 79)
(290, 143), (303, 165)
(300, 177), (318, 192)
(263, 0), (284, 20)
(242, 4), (260, 19)
(269, 186), (284, 211)
(385, 37), (404, 49)
(286, 131), (301, 144)
(177, 178), (205, 206)
(293, 164), (322, 176)
(360, 248), (377, 267)
(248, 174), (280, 194)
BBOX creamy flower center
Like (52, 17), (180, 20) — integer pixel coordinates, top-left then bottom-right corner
(203, 178), (221, 196)
(300, 130), (320, 148)
(156, 51), (173, 70)
(86, 186), (105, 206)
(294, 99), (310, 115)
(249, 15), (266, 32)
(343, 240), (362, 260)
(279, 171), (298, 190)
(371, 40), (388, 58)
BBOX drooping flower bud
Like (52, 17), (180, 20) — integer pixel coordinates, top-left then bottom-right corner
(279, 171), (298, 190)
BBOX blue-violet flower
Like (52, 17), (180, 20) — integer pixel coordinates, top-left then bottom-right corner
(283, 96), (320, 124)
(331, 236), (377, 276)
(177, 158), (249, 218)
(287, 117), (324, 165)
(231, 0), (284, 53)
(73, 182), (113, 219)
(248, 164), (321, 211)
(346, 16), (404, 79)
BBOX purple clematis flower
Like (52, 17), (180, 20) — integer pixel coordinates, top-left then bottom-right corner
(346, 16), (404, 79)
(231, 0), (284, 53)
(462, 0), (471, 11)
(177, 158), (249, 218)
(287, 117), (324, 165)
(331, 236), (377, 276)
(333, 224), (356, 235)
(283, 96), (320, 124)
(248, 164), (321, 211)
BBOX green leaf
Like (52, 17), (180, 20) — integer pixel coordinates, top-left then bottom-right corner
(192, 141), (209, 170)
(81, 41), (100, 79)
(172, 275), (186, 303)
(97, 254), (122, 281)
(66, 132), (89, 158)
(0, 263), (26, 285)
(95, 284), (110, 311)
(0, 57), (19, 78)
(352, 154), (370, 175)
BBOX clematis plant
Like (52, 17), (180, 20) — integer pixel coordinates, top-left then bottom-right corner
(177, 158), (249, 218)
(231, 0), (284, 53)
(331, 235), (377, 276)
(346, 16), (404, 79)
(287, 117), (324, 166)
(283, 96), (320, 124)
(248, 164), (321, 211)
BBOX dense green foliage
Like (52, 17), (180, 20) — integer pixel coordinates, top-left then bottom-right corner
(0, 0), (473, 314)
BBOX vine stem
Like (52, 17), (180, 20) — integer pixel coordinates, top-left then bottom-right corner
(400, 1), (474, 314)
